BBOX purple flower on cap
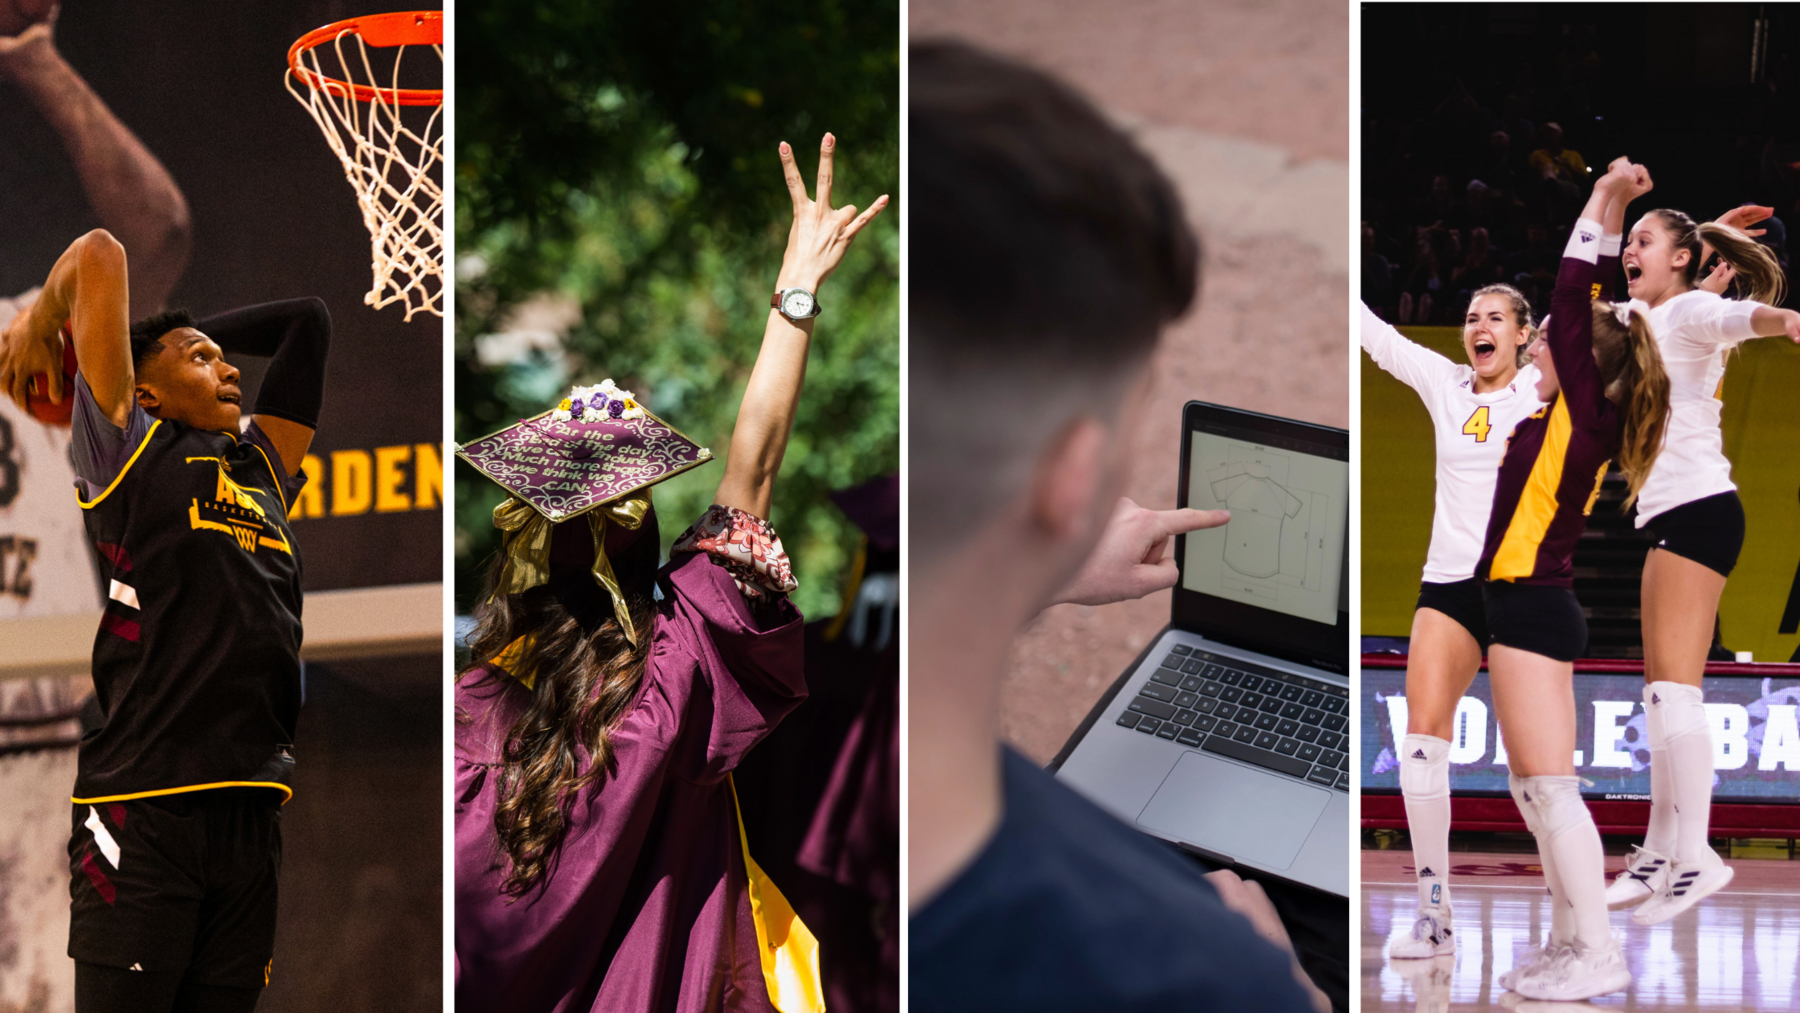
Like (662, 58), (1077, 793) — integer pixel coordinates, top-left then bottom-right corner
(608, 399), (625, 418)
(569, 396), (586, 416)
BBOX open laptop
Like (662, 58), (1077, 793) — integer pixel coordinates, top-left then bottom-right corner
(1051, 401), (1350, 896)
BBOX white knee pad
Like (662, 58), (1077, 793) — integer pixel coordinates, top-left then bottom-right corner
(1519, 775), (1587, 838)
(1508, 772), (1542, 836)
(1649, 681), (1707, 740)
(1400, 734), (1451, 799)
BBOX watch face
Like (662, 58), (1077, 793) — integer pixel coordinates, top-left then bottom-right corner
(781, 289), (815, 318)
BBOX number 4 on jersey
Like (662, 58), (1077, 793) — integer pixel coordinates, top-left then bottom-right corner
(1462, 405), (1492, 443)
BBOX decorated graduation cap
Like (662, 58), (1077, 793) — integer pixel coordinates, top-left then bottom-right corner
(456, 380), (713, 645)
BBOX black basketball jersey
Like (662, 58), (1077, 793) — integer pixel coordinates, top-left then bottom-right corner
(74, 418), (305, 803)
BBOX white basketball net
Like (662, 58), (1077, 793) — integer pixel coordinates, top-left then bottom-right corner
(286, 32), (443, 321)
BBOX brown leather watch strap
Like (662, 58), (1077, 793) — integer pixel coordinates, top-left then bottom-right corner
(770, 292), (782, 309)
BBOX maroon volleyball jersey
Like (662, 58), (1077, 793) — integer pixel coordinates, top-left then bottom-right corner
(1477, 222), (1623, 587)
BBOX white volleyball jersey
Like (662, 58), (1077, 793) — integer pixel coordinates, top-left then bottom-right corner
(0, 289), (102, 618)
(1361, 302), (1546, 583)
(1625, 289), (1759, 524)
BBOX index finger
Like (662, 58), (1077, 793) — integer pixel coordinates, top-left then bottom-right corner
(778, 141), (807, 208)
(816, 132), (836, 207)
(1155, 507), (1231, 537)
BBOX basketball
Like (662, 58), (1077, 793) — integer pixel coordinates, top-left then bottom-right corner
(23, 324), (77, 426)
(0, 0), (55, 39)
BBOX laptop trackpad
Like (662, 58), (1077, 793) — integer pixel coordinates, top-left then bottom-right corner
(1136, 752), (1330, 870)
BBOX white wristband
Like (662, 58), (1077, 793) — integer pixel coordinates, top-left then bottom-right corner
(1563, 218), (1604, 264)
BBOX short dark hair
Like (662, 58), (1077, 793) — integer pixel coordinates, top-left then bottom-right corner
(129, 309), (196, 369)
(910, 41), (1199, 554)
(911, 41), (1198, 374)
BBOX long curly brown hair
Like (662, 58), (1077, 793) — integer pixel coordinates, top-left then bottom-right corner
(459, 512), (663, 897)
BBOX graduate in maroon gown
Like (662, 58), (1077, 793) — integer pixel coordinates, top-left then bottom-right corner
(453, 133), (887, 1013)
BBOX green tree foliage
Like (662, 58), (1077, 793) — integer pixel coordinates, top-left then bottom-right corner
(454, 1), (898, 620)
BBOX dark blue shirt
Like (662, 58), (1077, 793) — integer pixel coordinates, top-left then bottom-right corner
(910, 747), (1317, 1012)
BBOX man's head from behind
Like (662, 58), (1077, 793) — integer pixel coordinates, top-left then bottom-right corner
(131, 310), (242, 431)
(910, 41), (1199, 589)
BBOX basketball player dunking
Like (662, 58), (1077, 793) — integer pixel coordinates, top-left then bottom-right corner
(0, 227), (331, 1013)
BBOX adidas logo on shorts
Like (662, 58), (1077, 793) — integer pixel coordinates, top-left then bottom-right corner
(1412, 749), (1426, 759)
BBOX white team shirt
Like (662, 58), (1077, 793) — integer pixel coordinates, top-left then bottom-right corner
(1625, 289), (1760, 524)
(1361, 301), (1547, 583)
(0, 289), (102, 618)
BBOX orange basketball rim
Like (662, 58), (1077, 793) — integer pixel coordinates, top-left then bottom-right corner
(287, 11), (443, 107)
(285, 10), (444, 321)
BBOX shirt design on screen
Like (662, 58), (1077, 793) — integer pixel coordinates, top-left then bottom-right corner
(1184, 433), (1346, 627)
(1205, 449), (1331, 593)
(1210, 461), (1303, 578)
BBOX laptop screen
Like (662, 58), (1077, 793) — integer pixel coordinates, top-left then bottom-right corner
(1174, 402), (1349, 674)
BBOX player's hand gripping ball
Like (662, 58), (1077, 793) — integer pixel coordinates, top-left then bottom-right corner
(25, 323), (78, 425)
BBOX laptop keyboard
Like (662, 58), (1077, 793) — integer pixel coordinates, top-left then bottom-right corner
(1115, 644), (1350, 792)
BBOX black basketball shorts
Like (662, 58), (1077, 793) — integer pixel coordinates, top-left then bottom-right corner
(1642, 491), (1746, 579)
(1415, 577), (1489, 646)
(1482, 580), (1588, 662)
(68, 788), (282, 989)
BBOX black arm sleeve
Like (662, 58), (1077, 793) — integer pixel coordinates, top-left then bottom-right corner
(195, 298), (331, 429)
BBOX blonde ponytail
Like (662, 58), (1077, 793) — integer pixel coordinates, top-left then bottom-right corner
(1648, 208), (1787, 306)
(1590, 302), (1671, 509)
(1696, 221), (1786, 306)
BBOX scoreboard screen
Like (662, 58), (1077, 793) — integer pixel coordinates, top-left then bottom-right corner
(1360, 665), (1800, 804)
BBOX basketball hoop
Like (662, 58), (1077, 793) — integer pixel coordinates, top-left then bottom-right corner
(286, 11), (443, 321)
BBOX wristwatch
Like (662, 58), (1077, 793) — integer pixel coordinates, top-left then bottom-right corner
(772, 287), (820, 321)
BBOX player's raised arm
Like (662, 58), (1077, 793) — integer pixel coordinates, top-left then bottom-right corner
(195, 298), (332, 475)
(0, 228), (132, 425)
(713, 133), (888, 520)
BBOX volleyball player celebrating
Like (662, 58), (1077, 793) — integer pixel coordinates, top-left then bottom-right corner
(1360, 283), (1543, 958)
(1601, 177), (1800, 925)
(1481, 162), (1670, 1001)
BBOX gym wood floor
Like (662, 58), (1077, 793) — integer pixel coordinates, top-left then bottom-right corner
(1362, 848), (1800, 1011)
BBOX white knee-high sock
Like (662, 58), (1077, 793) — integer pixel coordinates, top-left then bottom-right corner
(1521, 775), (1612, 948)
(1510, 773), (1574, 945)
(1641, 683), (1677, 856)
(1400, 733), (1453, 912)
(1650, 681), (1716, 864)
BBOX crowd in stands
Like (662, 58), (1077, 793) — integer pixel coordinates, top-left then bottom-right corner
(1364, 23), (1800, 324)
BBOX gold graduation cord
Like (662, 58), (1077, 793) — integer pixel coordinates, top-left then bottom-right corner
(491, 492), (652, 645)
(729, 774), (825, 1013)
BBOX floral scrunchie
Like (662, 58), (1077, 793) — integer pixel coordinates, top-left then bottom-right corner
(673, 504), (798, 600)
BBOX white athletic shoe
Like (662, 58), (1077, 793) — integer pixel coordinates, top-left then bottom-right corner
(1512, 937), (1632, 1001)
(1605, 845), (1670, 909)
(1497, 940), (1569, 991)
(1631, 853), (1734, 925)
(1388, 908), (1455, 959)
